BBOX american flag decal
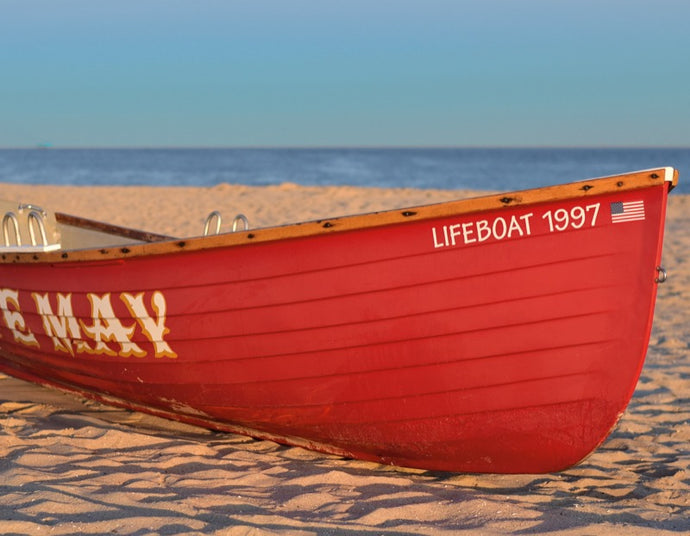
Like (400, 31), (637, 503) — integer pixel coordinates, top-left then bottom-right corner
(610, 200), (645, 223)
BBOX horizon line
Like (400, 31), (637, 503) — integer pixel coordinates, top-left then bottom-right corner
(1, 144), (689, 151)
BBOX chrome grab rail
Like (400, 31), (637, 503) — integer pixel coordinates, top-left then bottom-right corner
(232, 214), (249, 232)
(203, 211), (250, 235)
(2, 212), (21, 247)
(27, 210), (49, 246)
(203, 211), (222, 236)
(1, 204), (59, 251)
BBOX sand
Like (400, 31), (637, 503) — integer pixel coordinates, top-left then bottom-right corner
(1, 181), (689, 535)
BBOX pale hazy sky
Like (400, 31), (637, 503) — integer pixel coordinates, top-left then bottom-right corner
(1, 0), (689, 147)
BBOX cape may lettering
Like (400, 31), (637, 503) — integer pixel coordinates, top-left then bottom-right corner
(0, 289), (177, 359)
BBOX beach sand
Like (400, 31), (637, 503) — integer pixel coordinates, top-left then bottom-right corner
(1, 182), (689, 535)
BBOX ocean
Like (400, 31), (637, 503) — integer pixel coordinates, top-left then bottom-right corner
(0, 147), (688, 193)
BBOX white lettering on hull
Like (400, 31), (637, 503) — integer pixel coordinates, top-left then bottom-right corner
(433, 213), (534, 248)
(431, 202), (602, 249)
(0, 290), (177, 359)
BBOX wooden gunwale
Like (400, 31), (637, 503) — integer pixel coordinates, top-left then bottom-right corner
(1, 168), (677, 264)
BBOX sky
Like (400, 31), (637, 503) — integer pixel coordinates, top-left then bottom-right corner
(1, 0), (689, 148)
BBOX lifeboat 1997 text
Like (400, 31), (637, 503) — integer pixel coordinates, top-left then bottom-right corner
(431, 203), (601, 249)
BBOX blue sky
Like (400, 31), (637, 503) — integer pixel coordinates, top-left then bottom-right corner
(1, 0), (689, 147)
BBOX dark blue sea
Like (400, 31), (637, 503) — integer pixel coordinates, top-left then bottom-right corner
(0, 148), (688, 193)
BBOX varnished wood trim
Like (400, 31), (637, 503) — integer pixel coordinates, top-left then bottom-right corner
(3, 168), (677, 264)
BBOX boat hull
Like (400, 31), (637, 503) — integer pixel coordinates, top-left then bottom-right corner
(0, 169), (675, 472)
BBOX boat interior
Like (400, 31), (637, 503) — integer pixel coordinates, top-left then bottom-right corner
(1, 168), (676, 257)
(0, 199), (252, 254)
(0, 199), (173, 253)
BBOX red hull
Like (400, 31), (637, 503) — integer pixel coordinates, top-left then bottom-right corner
(0, 168), (676, 472)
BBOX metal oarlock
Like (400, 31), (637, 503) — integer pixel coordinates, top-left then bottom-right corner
(2, 212), (21, 246)
(232, 214), (249, 232)
(203, 211), (222, 236)
(203, 211), (250, 235)
(27, 210), (49, 246)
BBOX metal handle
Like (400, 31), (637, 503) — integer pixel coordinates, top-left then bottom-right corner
(27, 210), (49, 246)
(203, 211), (251, 235)
(18, 203), (47, 216)
(655, 266), (667, 284)
(2, 212), (21, 247)
(203, 211), (222, 236)
(232, 214), (249, 232)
